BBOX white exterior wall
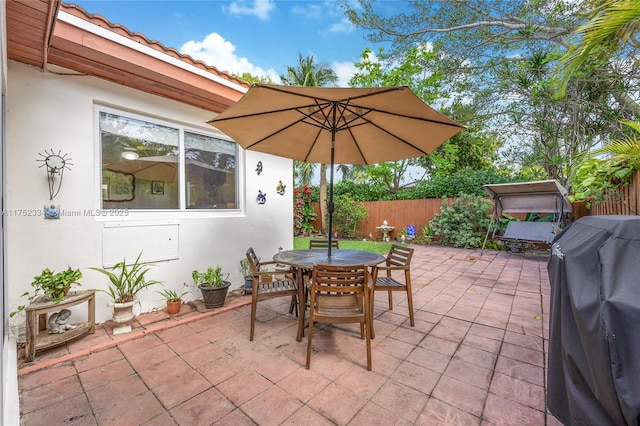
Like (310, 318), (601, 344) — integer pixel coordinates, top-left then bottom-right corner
(6, 61), (293, 327)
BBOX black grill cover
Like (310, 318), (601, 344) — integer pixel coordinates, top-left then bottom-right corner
(548, 215), (640, 425)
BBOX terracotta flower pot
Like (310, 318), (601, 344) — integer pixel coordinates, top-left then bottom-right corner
(166, 300), (181, 315)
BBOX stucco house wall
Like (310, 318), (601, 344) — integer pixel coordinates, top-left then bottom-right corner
(6, 60), (293, 329)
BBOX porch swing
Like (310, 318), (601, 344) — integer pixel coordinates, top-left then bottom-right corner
(480, 180), (573, 255)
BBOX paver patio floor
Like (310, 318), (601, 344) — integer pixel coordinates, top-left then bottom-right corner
(16, 245), (561, 425)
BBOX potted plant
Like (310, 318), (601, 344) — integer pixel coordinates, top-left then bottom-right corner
(10, 266), (83, 317)
(260, 267), (273, 283)
(238, 258), (253, 293)
(157, 284), (189, 315)
(192, 265), (231, 309)
(90, 252), (161, 324)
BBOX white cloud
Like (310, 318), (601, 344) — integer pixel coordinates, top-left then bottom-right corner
(180, 32), (279, 82)
(332, 61), (358, 87)
(226, 0), (275, 21)
(327, 17), (355, 34)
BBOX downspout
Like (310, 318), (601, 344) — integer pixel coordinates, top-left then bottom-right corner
(42, 0), (61, 70)
(42, 0), (84, 76)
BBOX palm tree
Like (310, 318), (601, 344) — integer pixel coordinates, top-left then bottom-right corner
(294, 160), (315, 185)
(555, 0), (640, 99)
(281, 54), (338, 234)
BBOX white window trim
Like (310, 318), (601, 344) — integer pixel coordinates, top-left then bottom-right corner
(93, 104), (245, 221)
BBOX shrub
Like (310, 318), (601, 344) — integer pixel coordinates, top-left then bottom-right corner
(294, 185), (316, 236)
(331, 194), (369, 239)
(427, 195), (492, 248)
(409, 169), (513, 198)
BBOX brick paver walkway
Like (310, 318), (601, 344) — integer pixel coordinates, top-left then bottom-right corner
(16, 245), (560, 425)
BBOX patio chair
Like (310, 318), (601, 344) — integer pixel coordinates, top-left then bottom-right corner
(306, 264), (372, 371)
(246, 247), (298, 341)
(308, 239), (339, 249)
(370, 244), (414, 339)
(302, 239), (340, 305)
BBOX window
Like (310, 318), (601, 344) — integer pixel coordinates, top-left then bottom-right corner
(99, 110), (238, 211)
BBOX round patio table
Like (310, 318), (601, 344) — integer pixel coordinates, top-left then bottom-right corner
(273, 249), (384, 270)
(273, 249), (385, 341)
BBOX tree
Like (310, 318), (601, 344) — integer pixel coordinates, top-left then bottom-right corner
(554, 0), (640, 99)
(349, 46), (503, 190)
(232, 72), (276, 85)
(280, 54), (338, 234)
(348, 46), (444, 193)
(345, 0), (640, 186)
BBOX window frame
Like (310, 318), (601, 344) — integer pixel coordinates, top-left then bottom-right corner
(94, 105), (244, 221)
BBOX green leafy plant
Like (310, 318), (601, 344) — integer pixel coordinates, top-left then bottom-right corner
(571, 157), (634, 207)
(294, 185), (317, 236)
(260, 267), (273, 281)
(90, 252), (161, 303)
(192, 265), (229, 287)
(10, 266), (83, 317)
(412, 225), (432, 245)
(331, 194), (368, 239)
(428, 195), (492, 248)
(156, 284), (189, 302)
(238, 258), (252, 279)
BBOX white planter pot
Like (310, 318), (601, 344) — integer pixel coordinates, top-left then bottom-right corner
(108, 299), (138, 324)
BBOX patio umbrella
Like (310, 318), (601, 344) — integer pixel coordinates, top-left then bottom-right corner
(208, 84), (465, 255)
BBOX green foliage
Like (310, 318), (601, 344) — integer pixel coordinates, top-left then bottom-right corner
(412, 225), (433, 245)
(238, 258), (252, 279)
(293, 237), (397, 254)
(192, 265), (230, 288)
(427, 195), (492, 248)
(10, 266), (83, 317)
(349, 46), (444, 104)
(409, 169), (513, 198)
(333, 180), (390, 201)
(345, 1), (635, 185)
(294, 185), (317, 236)
(570, 157), (634, 206)
(156, 284), (189, 302)
(90, 252), (161, 303)
(280, 53), (338, 87)
(331, 195), (369, 239)
(570, 120), (640, 206)
(232, 72), (275, 85)
(318, 169), (515, 203)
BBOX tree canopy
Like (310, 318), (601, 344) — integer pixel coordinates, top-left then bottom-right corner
(345, 0), (640, 186)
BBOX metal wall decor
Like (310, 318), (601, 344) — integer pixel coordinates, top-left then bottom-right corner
(255, 161), (263, 175)
(257, 190), (266, 204)
(37, 149), (73, 200)
(276, 180), (286, 195)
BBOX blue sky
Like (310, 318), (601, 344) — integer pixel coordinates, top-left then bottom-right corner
(70, 0), (403, 87)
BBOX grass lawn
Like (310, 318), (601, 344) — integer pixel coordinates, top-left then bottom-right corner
(294, 237), (403, 254)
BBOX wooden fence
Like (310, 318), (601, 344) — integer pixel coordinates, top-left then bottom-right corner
(309, 190), (618, 240)
(588, 171), (640, 215)
(310, 198), (451, 240)
(307, 173), (640, 239)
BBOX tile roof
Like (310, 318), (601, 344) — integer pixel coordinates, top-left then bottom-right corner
(6, 0), (248, 112)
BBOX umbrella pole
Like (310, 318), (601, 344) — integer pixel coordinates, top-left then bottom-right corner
(328, 116), (336, 257)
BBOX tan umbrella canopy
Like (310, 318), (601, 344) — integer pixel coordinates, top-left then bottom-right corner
(208, 84), (465, 254)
